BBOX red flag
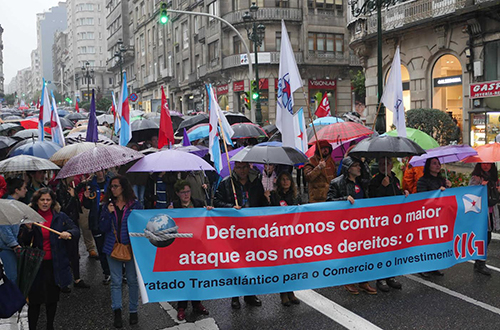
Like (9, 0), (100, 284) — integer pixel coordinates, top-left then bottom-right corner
(36, 98), (40, 110)
(75, 99), (80, 113)
(158, 86), (175, 149)
(315, 93), (331, 118)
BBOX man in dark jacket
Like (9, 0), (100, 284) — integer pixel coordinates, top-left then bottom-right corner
(327, 156), (377, 295)
(368, 157), (408, 293)
(214, 161), (268, 309)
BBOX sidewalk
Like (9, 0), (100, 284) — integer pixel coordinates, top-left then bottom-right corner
(0, 306), (28, 330)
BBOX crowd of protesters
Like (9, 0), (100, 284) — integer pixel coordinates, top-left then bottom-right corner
(0, 133), (497, 329)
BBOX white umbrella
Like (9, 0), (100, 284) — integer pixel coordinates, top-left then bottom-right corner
(0, 155), (60, 173)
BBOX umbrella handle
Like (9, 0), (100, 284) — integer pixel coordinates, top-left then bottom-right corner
(33, 222), (72, 239)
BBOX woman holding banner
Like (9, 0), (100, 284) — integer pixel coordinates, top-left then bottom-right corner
(469, 163), (500, 276)
(100, 176), (142, 328)
(269, 171), (301, 306)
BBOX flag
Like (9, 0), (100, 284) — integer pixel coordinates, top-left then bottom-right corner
(119, 72), (131, 146)
(86, 89), (99, 142)
(208, 84), (222, 174)
(111, 91), (120, 135)
(75, 98), (80, 113)
(315, 93), (331, 118)
(182, 128), (191, 146)
(38, 79), (51, 142)
(36, 98), (40, 110)
(276, 20), (303, 148)
(49, 91), (65, 147)
(463, 194), (482, 214)
(158, 86), (175, 149)
(381, 46), (406, 137)
(293, 108), (308, 153)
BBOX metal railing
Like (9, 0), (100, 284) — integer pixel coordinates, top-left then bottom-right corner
(222, 52), (303, 70)
(221, 7), (302, 26)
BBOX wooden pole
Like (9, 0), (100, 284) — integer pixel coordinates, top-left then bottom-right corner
(372, 102), (383, 132)
(217, 117), (240, 207)
(33, 222), (71, 239)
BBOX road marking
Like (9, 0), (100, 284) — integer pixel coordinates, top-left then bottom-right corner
(159, 302), (185, 324)
(159, 317), (219, 330)
(492, 232), (500, 241)
(406, 274), (500, 316)
(466, 260), (500, 273)
(295, 290), (383, 330)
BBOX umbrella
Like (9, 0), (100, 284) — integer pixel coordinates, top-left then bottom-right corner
(0, 155), (60, 173)
(65, 113), (87, 121)
(127, 149), (214, 172)
(0, 199), (46, 226)
(174, 145), (209, 158)
(130, 110), (144, 117)
(0, 123), (23, 135)
(131, 119), (159, 142)
(262, 124), (277, 135)
(305, 136), (369, 161)
(309, 122), (374, 144)
(188, 125), (209, 141)
(12, 129), (50, 140)
(49, 142), (104, 166)
(97, 114), (114, 125)
(8, 140), (62, 159)
(68, 125), (113, 137)
(306, 124), (330, 141)
(348, 135), (426, 158)
(231, 123), (267, 139)
(17, 246), (46, 297)
(44, 117), (73, 130)
(176, 113), (209, 133)
(463, 143), (500, 163)
(3, 115), (23, 121)
(18, 118), (39, 130)
(386, 128), (439, 150)
(223, 111), (252, 125)
(230, 142), (308, 165)
(66, 132), (115, 145)
(409, 145), (477, 167)
(309, 117), (344, 126)
(56, 145), (144, 179)
(57, 109), (70, 117)
(0, 136), (18, 149)
(219, 147), (264, 178)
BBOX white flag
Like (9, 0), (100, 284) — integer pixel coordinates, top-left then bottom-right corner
(381, 46), (406, 137)
(276, 20), (303, 148)
(293, 108), (308, 153)
(50, 91), (66, 147)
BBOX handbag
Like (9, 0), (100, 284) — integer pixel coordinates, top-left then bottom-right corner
(0, 262), (26, 318)
(110, 214), (132, 262)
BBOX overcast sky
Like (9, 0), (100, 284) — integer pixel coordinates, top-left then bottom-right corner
(1, 0), (62, 85)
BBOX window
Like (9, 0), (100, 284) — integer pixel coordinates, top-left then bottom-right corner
(194, 15), (200, 33)
(208, 1), (218, 22)
(308, 0), (343, 13)
(308, 33), (343, 53)
(182, 21), (189, 49)
(233, 36), (241, 54)
(140, 33), (145, 55)
(276, 0), (289, 7)
(183, 59), (190, 81)
(485, 41), (500, 81)
(275, 31), (291, 51)
(208, 40), (219, 60)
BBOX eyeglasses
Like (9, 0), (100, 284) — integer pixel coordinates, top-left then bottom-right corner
(178, 190), (191, 195)
(234, 166), (249, 170)
(110, 185), (121, 189)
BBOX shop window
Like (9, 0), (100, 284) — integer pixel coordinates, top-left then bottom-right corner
(385, 65), (411, 129)
(432, 54), (463, 126)
(484, 41), (500, 81)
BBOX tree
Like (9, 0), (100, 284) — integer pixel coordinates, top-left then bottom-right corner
(96, 97), (112, 112)
(4, 93), (15, 105)
(406, 108), (458, 145)
(350, 69), (366, 103)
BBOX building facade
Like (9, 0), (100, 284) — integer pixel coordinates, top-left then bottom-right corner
(347, 0), (500, 146)
(0, 24), (4, 96)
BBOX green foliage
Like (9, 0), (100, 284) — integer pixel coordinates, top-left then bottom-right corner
(96, 98), (112, 111)
(446, 170), (470, 187)
(350, 69), (366, 102)
(4, 93), (16, 105)
(406, 108), (457, 145)
(79, 101), (90, 111)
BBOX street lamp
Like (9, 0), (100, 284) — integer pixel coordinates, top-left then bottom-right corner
(243, 2), (265, 126)
(81, 61), (94, 101)
(349, 0), (408, 134)
(114, 38), (127, 85)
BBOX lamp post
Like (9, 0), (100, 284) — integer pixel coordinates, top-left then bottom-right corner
(81, 61), (94, 101)
(243, 3), (265, 126)
(349, 0), (407, 134)
(114, 38), (127, 85)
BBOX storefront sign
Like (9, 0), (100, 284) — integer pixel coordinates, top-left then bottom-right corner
(233, 81), (245, 92)
(309, 79), (336, 90)
(470, 80), (500, 99)
(216, 84), (228, 95)
(433, 75), (462, 87)
(259, 79), (268, 90)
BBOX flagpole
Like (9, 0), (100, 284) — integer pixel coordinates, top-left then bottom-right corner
(300, 86), (325, 164)
(217, 117), (240, 208)
(372, 102), (383, 132)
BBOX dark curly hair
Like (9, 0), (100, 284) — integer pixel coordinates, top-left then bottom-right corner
(174, 180), (190, 193)
(103, 175), (136, 204)
(31, 187), (58, 211)
(471, 163), (498, 182)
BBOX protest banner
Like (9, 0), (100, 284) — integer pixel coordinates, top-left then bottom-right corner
(128, 186), (487, 303)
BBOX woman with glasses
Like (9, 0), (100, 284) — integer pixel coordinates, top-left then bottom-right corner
(100, 175), (142, 328)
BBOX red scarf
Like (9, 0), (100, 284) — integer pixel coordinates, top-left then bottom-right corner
(38, 209), (53, 260)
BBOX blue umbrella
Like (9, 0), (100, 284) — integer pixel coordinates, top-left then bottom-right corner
(188, 125), (209, 141)
(57, 110), (70, 117)
(8, 140), (62, 159)
(309, 117), (344, 127)
(86, 90), (99, 142)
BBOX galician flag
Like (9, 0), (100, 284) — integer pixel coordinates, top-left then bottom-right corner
(111, 91), (121, 135)
(293, 108), (308, 153)
(38, 79), (51, 142)
(208, 84), (222, 174)
(315, 93), (331, 118)
(381, 46), (406, 137)
(50, 90), (65, 147)
(119, 72), (131, 146)
(276, 20), (303, 148)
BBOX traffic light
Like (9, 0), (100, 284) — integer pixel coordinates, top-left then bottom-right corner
(251, 80), (259, 100)
(160, 3), (168, 24)
(242, 92), (250, 109)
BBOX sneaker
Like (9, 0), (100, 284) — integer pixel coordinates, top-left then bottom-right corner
(103, 275), (111, 285)
(358, 282), (377, 295)
(74, 280), (90, 289)
(386, 277), (402, 290)
(231, 297), (241, 309)
(376, 280), (390, 293)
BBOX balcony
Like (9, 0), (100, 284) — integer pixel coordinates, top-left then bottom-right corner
(160, 68), (173, 80)
(222, 52), (303, 70)
(188, 72), (198, 84)
(221, 8), (302, 26)
(143, 74), (155, 86)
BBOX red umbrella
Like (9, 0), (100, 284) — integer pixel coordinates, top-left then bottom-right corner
(463, 143), (500, 163)
(309, 122), (373, 144)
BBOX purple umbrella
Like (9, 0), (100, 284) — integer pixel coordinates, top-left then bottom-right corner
(174, 145), (209, 158)
(409, 145), (477, 167)
(127, 149), (214, 172)
(86, 90), (99, 142)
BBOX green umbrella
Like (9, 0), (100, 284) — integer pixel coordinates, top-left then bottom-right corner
(386, 128), (439, 150)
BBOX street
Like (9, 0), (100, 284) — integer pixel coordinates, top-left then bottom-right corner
(42, 235), (500, 330)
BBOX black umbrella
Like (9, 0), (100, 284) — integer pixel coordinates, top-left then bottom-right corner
(65, 113), (87, 121)
(223, 111), (252, 125)
(348, 135), (426, 158)
(229, 142), (308, 165)
(231, 123), (267, 139)
(262, 124), (277, 135)
(0, 123), (23, 136)
(3, 115), (23, 121)
(44, 117), (74, 130)
(17, 247), (46, 297)
(0, 136), (18, 149)
(13, 129), (50, 140)
(131, 119), (159, 142)
(176, 113), (209, 133)
(269, 131), (281, 142)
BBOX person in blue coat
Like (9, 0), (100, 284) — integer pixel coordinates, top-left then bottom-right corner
(100, 175), (142, 328)
(18, 187), (79, 330)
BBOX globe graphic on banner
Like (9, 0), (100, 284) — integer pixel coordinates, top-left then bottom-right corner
(146, 214), (178, 247)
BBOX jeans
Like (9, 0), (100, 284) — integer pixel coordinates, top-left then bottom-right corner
(132, 185), (145, 205)
(0, 249), (17, 283)
(106, 255), (138, 312)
